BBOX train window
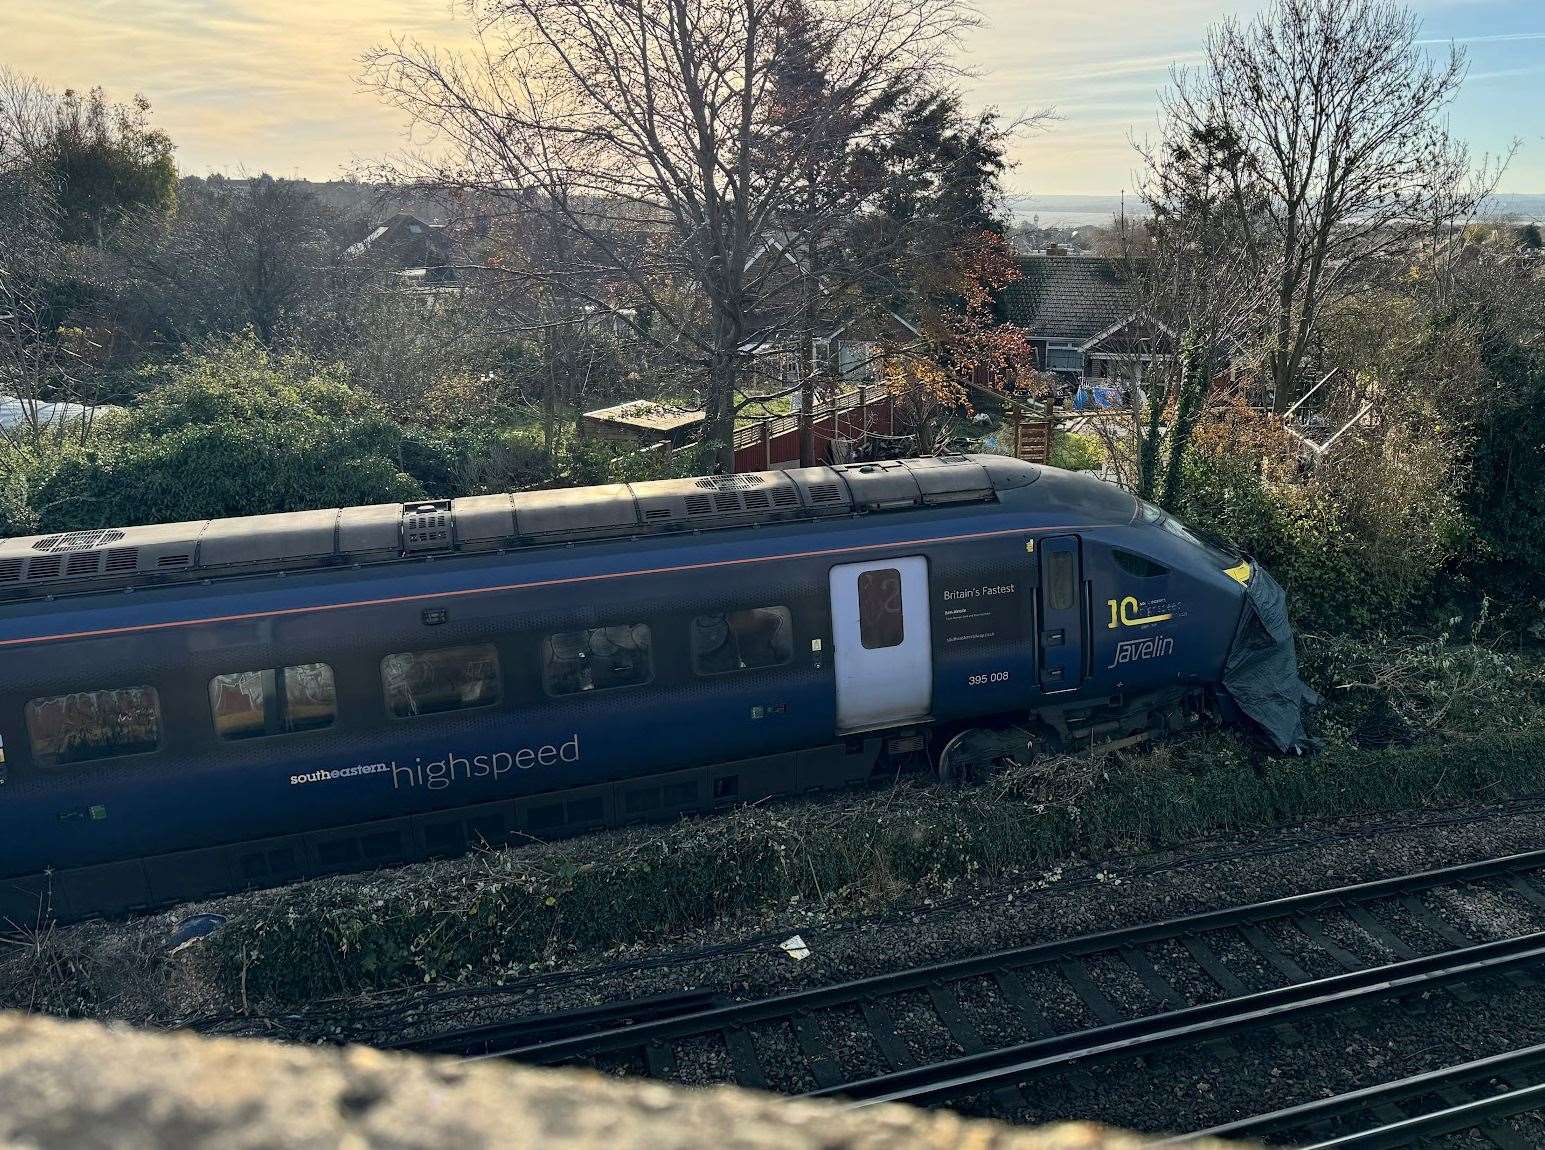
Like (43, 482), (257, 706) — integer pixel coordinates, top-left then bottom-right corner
(25, 687), (161, 766)
(1138, 501), (1240, 566)
(1113, 549), (1169, 579)
(543, 624), (653, 696)
(691, 606), (794, 674)
(1047, 551), (1077, 611)
(382, 644), (501, 717)
(857, 568), (905, 649)
(209, 663), (337, 740)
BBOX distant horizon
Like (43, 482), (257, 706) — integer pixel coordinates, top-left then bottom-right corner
(1005, 191), (1545, 227)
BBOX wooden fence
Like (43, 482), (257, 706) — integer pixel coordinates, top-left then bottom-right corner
(731, 386), (897, 472)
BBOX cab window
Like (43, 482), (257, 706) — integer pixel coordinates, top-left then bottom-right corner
(1113, 549), (1169, 579)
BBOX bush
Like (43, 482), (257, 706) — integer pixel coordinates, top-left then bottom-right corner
(1465, 334), (1545, 598)
(1050, 430), (1102, 471)
(27, 333), (422, 531)
(1179, 406), (1465, 635)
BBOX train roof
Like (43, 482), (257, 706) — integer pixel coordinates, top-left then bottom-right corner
(0, 455), (1130, 602)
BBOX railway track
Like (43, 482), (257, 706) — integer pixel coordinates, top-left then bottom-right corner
(404, 847), (1545, 1115)
(1176, 1043), (1545, 1148)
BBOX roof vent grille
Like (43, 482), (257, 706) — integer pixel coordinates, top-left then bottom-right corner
(694, 474), (765, 491)
(65, 552), (102, 576)
(105, 548), (139, 572)
(32, 529), (124, 552)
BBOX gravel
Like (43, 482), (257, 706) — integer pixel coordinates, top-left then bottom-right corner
(1014, 976), (1545, 1138)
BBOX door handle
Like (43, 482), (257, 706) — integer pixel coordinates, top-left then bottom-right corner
(1043, 629), (1065, 646)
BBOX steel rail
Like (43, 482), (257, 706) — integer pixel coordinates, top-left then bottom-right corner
(465, 847), (1545, 1067)
(819, 931), (1545, 1107)
(386, 990), (726, 1057)
(1299, 1080), (1545, 1149)
(1162, 1042), (1545, 1145)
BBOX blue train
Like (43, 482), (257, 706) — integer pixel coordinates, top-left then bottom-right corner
(0, 456), (1313, 924)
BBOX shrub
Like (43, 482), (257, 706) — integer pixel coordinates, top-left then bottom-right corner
(1465, 333), (1545, 598)
(27, 333), (422, 531)
(1179, 405), (1464, 635)
(1050, 430), (1102, 471)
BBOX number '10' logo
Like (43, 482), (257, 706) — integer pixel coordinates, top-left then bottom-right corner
(1106, 596), (1175, 630)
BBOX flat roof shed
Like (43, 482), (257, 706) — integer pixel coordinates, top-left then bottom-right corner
(580, 401), (706, 448)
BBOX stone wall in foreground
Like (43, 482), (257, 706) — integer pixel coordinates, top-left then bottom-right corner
(0, 1013), (1244, 1150)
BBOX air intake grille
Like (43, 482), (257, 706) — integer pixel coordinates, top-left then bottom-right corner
(65, 552), (101, 576)
(32, 529), (124, 552)
(684, 495), (713, 516)
(105, 548), (139, 572)
(0, 558), (21, 583)
(807, 483), (842, 504)
(403, 500), (454, 551)
(27, 556), (61, 579)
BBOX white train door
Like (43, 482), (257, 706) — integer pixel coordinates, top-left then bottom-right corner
(829, 556), (933, 733)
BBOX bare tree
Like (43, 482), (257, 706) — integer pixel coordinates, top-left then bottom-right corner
(366, 0), (968, 470)
(1120, 125), (1260, 506)
(1164, 0), (1477, 412)
(0, 75), (100, 450)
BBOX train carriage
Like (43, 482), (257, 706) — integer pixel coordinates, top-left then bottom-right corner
(0, 456), (1314, 924)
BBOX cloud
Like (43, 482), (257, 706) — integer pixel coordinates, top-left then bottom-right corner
(4, 0), (1539, 194)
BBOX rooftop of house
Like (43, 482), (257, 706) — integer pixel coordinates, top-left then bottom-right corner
(996, 256), (1138, 344)
(345, 213), (451, 261)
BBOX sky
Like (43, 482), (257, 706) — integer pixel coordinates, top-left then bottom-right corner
(3, 0), (1542, 196)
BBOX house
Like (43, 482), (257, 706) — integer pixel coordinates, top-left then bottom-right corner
(346, 213), (457, 284)
(995, 255), (1168, 391)
(737, 232), (921, 402)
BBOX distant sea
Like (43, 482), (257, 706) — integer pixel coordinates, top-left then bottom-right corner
(1007, 193), (1545, 228)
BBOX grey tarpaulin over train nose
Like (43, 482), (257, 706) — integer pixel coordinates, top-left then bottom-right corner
(1222, 564), (1320, 753)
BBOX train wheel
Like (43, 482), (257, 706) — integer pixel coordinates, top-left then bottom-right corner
(937, 726), (1035, 785)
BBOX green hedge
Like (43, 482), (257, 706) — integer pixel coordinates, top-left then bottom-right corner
(205, 727), (1545, 1007)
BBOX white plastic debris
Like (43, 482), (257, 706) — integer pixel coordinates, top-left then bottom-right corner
(779, 934), (811, 961)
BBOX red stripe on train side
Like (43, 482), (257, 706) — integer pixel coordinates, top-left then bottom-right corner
(0, 522), (1099, 650)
